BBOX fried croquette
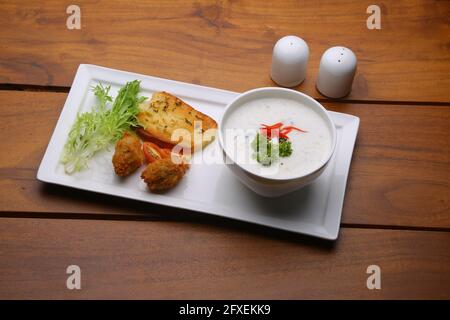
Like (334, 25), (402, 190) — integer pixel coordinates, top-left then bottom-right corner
(112, 132), (144, 176)
(140, 158), (189, 192)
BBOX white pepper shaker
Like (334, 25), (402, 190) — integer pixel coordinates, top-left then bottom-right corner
(270, 36), (309, 87)
(316, 46), (357, 98)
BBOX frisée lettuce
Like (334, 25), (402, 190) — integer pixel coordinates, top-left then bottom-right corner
(60, 80), (146, 174)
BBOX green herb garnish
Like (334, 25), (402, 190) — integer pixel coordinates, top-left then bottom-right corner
(251, 134), (293, 166)
(60, 80), (146, 174)
(251, 133), (278, 166)
(278, 138), (292, 157)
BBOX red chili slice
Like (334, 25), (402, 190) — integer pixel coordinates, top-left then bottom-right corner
(259, 123), (307, 140)
(282, 125), (307, 133)
(261, 122), (283, 129)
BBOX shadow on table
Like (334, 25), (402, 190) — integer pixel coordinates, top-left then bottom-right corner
(31, 182), (338, 251)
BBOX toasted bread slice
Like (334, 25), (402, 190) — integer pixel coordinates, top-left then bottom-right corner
(137, 92), (217, 150)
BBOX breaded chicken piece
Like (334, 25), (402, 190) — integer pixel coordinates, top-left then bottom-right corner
(112, 132), (144, 176)
(140, 158), (189, 192)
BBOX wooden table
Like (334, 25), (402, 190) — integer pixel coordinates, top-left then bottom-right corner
(0, 0), (449, 299)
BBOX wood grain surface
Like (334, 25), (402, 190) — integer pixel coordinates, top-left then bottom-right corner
(1, 0), (449, 300)
(0, 0), (449, 102)
(0, 90), (448, 229)
(0, 217), (449, 299)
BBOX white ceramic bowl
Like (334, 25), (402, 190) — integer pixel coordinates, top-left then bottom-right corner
(218, 87), (337, 197)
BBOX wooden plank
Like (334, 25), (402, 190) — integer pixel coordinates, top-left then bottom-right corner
(0, 0), (449, 102)
(0, 217), (448, 299)
(326, 103), (450, 228)
(0, 90), (449, 229)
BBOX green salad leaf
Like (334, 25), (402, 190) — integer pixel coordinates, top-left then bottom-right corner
(60, 80), (146, 174)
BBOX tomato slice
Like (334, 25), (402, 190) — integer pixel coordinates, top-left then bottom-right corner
(159, 148), (172, 159)
(142, 142), (174, 163)
(143, 142), (163, 163)
(136, 127), (175, 149)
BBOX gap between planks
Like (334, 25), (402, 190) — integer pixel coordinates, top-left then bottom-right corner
(1, 83), (450, 107)
(0, 211), (449, 234)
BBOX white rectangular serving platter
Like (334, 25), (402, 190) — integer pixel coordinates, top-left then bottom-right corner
(37, 64), (359, 240)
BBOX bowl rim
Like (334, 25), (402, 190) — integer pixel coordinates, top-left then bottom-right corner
(218, 87), (337, 182)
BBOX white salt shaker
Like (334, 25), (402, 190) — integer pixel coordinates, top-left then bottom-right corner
(316, 46), (357, 98)
(271, 36), (309, 87)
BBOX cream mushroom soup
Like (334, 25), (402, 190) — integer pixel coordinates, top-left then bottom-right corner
(222, 97), (332, 179)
